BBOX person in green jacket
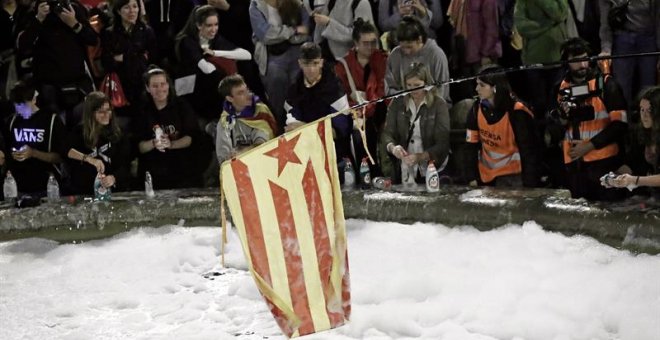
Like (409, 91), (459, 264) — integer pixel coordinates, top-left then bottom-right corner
(514, 0), (569, 119)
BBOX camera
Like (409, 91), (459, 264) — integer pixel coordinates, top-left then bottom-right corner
(556, 84), (594, 122)
(45, 0), (71, 13)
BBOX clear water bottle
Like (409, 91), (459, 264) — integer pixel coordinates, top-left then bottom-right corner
(94, 173), (111, 201)
(425, 161), (439, 192)
(3, 171), (18, 202)
(359, 157), (371, 189)
(342, 158), (355, 190)
(46, 174), (60, 202)
(145, 171), (155, 198)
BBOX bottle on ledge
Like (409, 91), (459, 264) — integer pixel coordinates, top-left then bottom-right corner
(3, 171), (18, 203)
(94, 173), (112, 201)
(145, 171), (155, 198)
(46, 173), (60, 202)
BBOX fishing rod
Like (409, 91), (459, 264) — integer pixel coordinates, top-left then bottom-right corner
(349, 51), (660, 111)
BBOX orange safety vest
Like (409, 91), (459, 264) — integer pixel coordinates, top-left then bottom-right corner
(558, 77), (627, 164)
(466, 102), (533, 183)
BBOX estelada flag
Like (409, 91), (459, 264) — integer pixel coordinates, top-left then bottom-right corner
(221, 118), (351, 338)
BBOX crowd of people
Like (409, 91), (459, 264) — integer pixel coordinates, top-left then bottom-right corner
(0, 0), (658, 202)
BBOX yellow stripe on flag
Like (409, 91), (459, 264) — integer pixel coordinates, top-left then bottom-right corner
(221, 118), (350, 338)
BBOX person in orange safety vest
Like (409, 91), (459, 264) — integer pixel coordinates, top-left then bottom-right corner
(552, 38), (628, 201)
(466, 65), (540, 187)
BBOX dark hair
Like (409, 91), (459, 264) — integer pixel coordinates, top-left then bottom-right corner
(560, 37), (591, 61)
(352, 18), (378, 42)
(638, 86), (660, 147)
(300, 42), (322, 60)
(174, 5), (218, 59)
(143, 65), (176, 100)
(82, 92), (122, 148)
(9, 79), (36, 104)
(278, 0), (303, 27)
(477, 65), (515, 111)
(111, 0), (143, 27)
(218, 74), (246, 99)
(396, 16), (427, 43)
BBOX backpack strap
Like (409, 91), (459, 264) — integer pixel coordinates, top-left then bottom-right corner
(337, 57), (363, 103)
(48, 113), (56, 153)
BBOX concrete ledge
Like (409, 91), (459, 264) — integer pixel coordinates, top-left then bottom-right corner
(1, 186), (658, 253)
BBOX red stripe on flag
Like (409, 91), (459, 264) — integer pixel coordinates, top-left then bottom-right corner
(342, 249), (352, 319)
(269, 180), (315, 336)
(317, 121), (332, 181)
(302, 160), (345, 328)
(230, 160), (272, 286)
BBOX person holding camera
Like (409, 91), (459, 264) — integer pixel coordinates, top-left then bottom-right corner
(215, 74), (277, 165)
(17, 0), (97, 126)
(552, 38), (628, 201)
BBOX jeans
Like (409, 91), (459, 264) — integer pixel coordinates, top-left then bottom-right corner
(262, 46), (301, 132)
(612, 31), (658, 106)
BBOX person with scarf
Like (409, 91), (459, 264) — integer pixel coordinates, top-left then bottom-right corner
(215, 74), (277, 164)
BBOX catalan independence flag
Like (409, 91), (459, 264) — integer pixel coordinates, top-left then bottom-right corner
(221, 118), (351, 338)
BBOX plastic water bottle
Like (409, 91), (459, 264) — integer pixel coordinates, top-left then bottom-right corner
(94, 173), (111, 201)
(342, 158), (355, 190)
(3, 171), (18, 202)
(153, 124), (164, 140)
(426, 161), (439, 192)
(145, 171), (155, 198)
(372, 176), (392, 190)
(46, 174), (60, 201)
(359, 157), (371, 189)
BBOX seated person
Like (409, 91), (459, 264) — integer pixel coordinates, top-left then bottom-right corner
(137, 67), (205, 189)
(5, 79), (68, 196)
(465, 66), (539, 188)
(216, 74), (277, 164)
(284, 42), (352, 159)
(382, 62), (450, 184)
(335, 18), (388, 176)
(67, 92), (131, 195)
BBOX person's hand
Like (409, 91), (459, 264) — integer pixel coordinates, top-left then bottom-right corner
(58, 4), (78, 28)
(402, 152), (423, 166)
(202, 47), (214, 56)
(598, 51), (611, 57)
(285, 121), (304, 132)
(295, 25), (309, 35)
(0, 150), (5, 166)
(481, 57), (493, 66)
(410, 0), (427, 16)
(101, 174), (116, 188)
(113, 54), (124, 62)
(468, 180), (478, 187)
(313, 13), (330, 26)
(568, 140), (594, 160)
(36, 1), (50, 22)
(12, 145), (33, 162)
(154, 136), (170, 152)
(87, 157), (105, 174)
(391, 145), (407, 160)
(602, 173), (634, 188)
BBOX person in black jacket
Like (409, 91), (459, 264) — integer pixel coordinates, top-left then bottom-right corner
(66, 91), (131, 195)
(174, 5), (251, 122)
(5, 79), (68, 196)
(137, 67), (206, 189)
(17, 0), (97, 125)
(101, 0), (157, 130)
